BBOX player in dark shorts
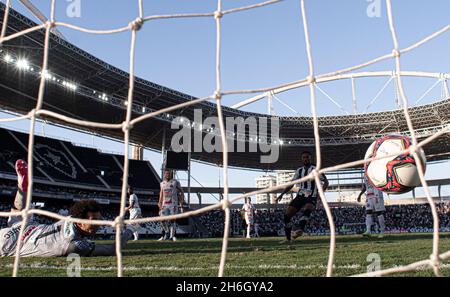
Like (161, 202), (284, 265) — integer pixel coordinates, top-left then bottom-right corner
(276, 152), (329, 243)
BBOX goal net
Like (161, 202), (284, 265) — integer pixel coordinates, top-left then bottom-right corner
(0, 0), (449, 277)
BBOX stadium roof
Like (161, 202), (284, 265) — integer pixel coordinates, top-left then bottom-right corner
(0, 3), (449, 170)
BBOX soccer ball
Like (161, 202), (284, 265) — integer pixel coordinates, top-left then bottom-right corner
(364, 134), (426, 194)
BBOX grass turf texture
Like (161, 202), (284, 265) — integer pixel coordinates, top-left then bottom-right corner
(0, 233), (449, 277)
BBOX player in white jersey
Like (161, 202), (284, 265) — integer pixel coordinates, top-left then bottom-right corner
(158, 170), (184, 241)
(242, 197), (255, 238)
(125, 186), (142, 241)
(0, 160), (133, 257)
(358, 175), (386, 238)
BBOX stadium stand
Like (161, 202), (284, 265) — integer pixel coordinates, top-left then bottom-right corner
(0, 126), (164, 235)
(66, 144), (123, 187)
(118, 157), (161, 190)
(0, 127), (160, 190)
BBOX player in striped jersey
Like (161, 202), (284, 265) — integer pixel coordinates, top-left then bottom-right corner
(276, 151), (329, 243)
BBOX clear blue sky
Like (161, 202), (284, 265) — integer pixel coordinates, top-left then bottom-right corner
(0, 0), (449, 202)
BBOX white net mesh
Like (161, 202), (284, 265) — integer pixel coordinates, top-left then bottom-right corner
(0, 0), (448, 277)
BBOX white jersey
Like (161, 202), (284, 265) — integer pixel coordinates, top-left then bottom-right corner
(364, 176), (385, 212)
(161, 179), (181, 208)
(1, 220), (133, 257)
(242, 203), (254, 224)
(1, 220), (87, 257)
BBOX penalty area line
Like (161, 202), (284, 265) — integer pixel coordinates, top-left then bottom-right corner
(2, 263), (448, 272)
(0, 263), (364, 271)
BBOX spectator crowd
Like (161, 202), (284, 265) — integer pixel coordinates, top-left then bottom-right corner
(197, 202), (450, 237)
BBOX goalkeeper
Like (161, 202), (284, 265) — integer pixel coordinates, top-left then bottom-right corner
(0, 160), (134, 257)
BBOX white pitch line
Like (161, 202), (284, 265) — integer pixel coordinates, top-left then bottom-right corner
(1, 263), (448, 272)
(1, 263), (362, 271)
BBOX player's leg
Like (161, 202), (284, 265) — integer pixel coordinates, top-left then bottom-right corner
(281, 197), (301, 243)
(364, 211), (373, 236)
(13, 159), (28, 209)
(169, 206), (178, 241)
(129, 210), (141, 241)
(157, 209), (167, 241)
(8, 191), (25, 227)
(242, 220), (247, 237)
(170, 220), (177, 241)
(157, 229), (166, 241)
(159, 208), (170, 240)
(8, 160), (29, 227)
(245, 215), (252, 238)
(363, 198), (375, 236)
(375, 210), (386, 238)
(376, 213), (385, 236)
(292, 201), (315, 239)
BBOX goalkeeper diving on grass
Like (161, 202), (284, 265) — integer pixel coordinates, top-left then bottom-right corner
(0, 159), (134, 257)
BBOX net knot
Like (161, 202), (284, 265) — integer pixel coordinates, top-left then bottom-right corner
(214, 10), (223, 19)
(307, 75), (316, 84)
(28, 109), (37, 118)
(21, 209), (29, 219)
(392, 49), (401, 58)
(409, 144), (418, 155)
(311, 169), (321, 180)
(429, 254), (442, 269)
(221, 199), (231, 210)
(214, 90), (222, 100)
(122, 122), (134, 132)
(114, 216), (124, 229)
(130, 17), (144, 31)
(46, 20), (56, 29)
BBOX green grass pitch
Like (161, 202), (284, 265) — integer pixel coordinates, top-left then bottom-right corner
(1, 233), (449, 277)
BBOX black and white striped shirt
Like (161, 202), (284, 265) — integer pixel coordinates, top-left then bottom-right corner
(292, 165), (326, 197)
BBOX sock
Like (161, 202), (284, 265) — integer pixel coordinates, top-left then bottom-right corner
(161, 222), (169, 236)
(298, 208), (312, 231)
(170, 222), (177, 238)
(377, 214), (385, 233)
(365, 214), (373, 233)
(133, 231), (139, 240)
(284, 214), (292, 240)
(13, 189), (26, 211)
(246, 224), (251, 238)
